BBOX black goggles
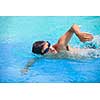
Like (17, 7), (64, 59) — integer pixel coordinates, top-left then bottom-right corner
(42, 41), (51, 55)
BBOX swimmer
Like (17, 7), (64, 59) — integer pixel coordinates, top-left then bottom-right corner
(21, 24), (94, 74)
(32, 24), (93, 56)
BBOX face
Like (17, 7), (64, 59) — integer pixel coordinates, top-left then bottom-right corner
(42, 42), (57, 54)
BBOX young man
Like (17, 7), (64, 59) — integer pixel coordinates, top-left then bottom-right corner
(32, 24), (93, 55)
(21, 24), (94, 74)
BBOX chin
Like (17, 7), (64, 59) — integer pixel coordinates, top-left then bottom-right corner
(49, 46), (57, 54)
(51, 49), (57, 54)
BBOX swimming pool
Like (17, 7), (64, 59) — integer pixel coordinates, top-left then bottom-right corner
(0, 16), (100, 83)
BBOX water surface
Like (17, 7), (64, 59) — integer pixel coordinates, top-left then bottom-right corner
(0, 16), (100, 83)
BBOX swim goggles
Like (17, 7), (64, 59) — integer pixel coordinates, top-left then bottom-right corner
(42, 41), (51, 55)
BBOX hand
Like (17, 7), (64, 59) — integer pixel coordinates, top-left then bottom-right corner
(21, 68), (28, 75)
(77, 32), (94, 42)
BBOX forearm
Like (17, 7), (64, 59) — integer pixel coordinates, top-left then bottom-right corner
(21, 58), (37, 74)
(71, 24), (93, 42)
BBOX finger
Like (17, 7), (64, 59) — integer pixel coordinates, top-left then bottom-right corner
(83, 35), (93, 39)
(85, 39), (92, 41)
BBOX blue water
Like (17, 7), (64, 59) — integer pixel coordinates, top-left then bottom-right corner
(0, 16), (100, 83)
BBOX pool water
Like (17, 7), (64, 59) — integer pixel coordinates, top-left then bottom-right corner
(0, 16), (100, 83)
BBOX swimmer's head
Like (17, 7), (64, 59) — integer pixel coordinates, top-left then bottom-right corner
(32, 41), (51, 55)
(32, 41), (58, 55)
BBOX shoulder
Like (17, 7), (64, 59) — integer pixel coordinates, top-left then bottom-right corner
(53, 43), (71, 52)
(52, 44), (60, 52)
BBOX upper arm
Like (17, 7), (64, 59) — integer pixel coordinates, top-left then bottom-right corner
(57, 35), (67, 45)
(57, 28), (74, 46)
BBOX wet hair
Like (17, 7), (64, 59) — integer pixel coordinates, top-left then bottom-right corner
(32, 41), (46, 55)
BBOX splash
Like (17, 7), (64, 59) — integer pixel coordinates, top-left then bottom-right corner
(44, 35), (100, 59)
(84, 35), (100, 49)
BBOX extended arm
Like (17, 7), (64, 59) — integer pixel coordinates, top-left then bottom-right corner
(21, 57), (40, 74)
(55, 24), (93, 47)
